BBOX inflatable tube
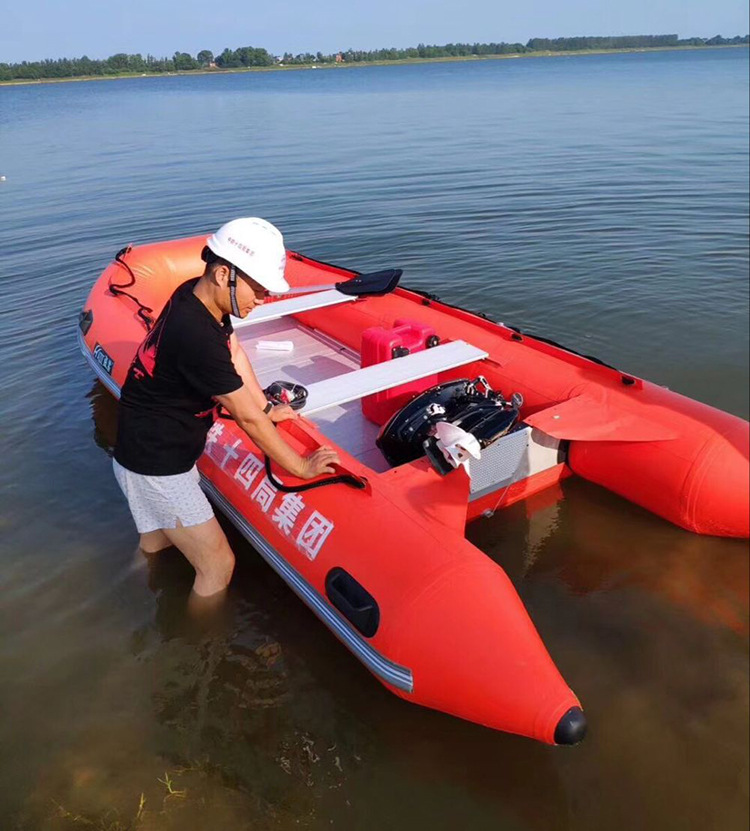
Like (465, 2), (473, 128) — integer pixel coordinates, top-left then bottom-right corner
(78, 235), (749, 744)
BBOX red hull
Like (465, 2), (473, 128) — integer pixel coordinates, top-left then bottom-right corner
(78, 235), (749, 743)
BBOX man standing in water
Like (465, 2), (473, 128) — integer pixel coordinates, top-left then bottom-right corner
(112, 217), (339, 597)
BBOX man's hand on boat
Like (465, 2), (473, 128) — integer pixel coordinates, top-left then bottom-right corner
(268, 403), (298, 423)
(215, 386), (340, 480)
(299, 446), (340, 478)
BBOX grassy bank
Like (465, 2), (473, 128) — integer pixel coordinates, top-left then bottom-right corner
(2, 44), (747, 87)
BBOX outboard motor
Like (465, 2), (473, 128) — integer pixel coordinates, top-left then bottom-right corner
(376, 377), (522, 473)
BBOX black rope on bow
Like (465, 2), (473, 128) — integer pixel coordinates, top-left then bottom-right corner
(264, 455), (367, 493)
(215, 407), (366, 492)
(108, 246), (155, 331)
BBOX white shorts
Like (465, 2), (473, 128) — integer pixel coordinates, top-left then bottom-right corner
(112, 458), (215, 534)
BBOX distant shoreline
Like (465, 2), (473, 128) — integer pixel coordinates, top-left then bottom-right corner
(1, 44), (747, 87)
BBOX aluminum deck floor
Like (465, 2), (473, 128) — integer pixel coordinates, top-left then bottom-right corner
(237, 317), (391, 472)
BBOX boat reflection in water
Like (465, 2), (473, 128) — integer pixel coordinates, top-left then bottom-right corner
(468, 478), (749, 636)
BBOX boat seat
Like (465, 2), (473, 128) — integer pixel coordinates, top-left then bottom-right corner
(303, 340), (489, 415)
(232, 289), (356, 328)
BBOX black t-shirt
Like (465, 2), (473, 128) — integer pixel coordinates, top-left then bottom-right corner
(114, 278), (243, 475)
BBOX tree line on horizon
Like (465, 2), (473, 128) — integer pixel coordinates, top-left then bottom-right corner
(2, 34), (748, 82)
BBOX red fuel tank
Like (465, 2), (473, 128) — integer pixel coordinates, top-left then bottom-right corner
(361, 319), (440, 425)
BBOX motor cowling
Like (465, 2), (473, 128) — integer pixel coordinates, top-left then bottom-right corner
(376, 377), (522, 470)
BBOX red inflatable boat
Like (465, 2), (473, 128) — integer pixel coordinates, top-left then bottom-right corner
(78, 235), (750, 745)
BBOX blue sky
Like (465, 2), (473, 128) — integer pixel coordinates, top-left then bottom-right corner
(2, 0), (748, 64)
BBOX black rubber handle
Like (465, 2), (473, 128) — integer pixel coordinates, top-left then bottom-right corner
(325, 568), (380, 637)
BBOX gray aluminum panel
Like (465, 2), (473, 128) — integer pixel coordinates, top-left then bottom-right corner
(232, 289), (354, 329)
(303, 341), (488, 415)
(236, 318), (390, 470)
(468, 426), (562, 501)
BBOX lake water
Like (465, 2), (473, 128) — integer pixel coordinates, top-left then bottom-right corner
(0, 48), (748, 830)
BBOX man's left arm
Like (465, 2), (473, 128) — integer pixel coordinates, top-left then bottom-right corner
(229, 333), (267, 409)
(229, 333), (297, 423)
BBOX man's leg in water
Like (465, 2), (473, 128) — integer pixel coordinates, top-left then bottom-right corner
(139, 529), (171, 554)
(163, 517), (236, 597)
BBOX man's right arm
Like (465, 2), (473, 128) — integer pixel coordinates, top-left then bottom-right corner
(214, 385), (339, 480)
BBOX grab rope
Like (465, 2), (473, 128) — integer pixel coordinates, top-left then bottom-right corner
(108, 246), (155, 331)
(216, 408), (366, 492)
(264, 455), (367, 493)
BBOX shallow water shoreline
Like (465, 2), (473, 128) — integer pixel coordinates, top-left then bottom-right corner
(2, 43), (747, 87)
(1, 47), (747, 831)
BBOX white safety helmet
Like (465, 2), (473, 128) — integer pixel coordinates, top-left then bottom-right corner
(205, 217), (289, 293)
